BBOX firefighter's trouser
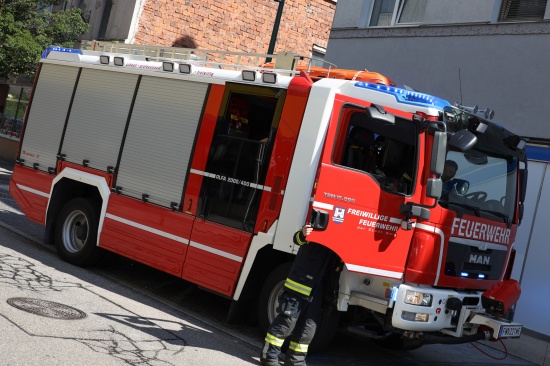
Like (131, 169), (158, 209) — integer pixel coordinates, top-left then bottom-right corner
(261, 289), (322, 366)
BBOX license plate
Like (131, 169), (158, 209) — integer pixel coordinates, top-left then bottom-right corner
(499, 325), (522, 338)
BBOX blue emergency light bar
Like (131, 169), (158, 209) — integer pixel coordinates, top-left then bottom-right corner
(354, 82), (451, 110)
(41, 46), (82, 59)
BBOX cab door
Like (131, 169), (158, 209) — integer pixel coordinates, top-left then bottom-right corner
(307, 95), (422, 279)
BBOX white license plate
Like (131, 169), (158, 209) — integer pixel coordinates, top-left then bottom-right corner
(499, 325), (522, 338)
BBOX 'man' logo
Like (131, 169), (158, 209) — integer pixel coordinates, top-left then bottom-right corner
(469, 254), (490, 265)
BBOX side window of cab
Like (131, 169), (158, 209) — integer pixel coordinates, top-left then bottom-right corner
(334, 105), (418, 196)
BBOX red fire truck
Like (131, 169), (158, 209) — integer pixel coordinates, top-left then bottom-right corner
(10, 44), (527, 349)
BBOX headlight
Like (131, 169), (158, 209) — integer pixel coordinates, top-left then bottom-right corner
(404, 290), (433, 307)
(402, 311), (429, 322)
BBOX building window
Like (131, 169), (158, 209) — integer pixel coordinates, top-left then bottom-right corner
(310, 45), (326, 67)
(499, 0), (547, 21)
(369, 0), (427, 27)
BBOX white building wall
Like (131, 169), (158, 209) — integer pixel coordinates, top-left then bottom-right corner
(513, 151), (550, 337)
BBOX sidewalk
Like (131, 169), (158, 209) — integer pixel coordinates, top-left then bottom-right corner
(0, 225), (260, 366)
(0, 158), (14, 200)
(0, 158), (14, 179)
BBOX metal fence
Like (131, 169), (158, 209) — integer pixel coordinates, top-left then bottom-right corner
(0, 85), (30, 140)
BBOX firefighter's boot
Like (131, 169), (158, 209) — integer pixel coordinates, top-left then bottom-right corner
(283, 341), (308, 366)
(261, 334), (284, 366)
(260, 356), (280, 366)
(283, 315), (316, 366)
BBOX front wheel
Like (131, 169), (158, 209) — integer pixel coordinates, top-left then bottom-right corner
(258, 262), (292, 332)
(257, 262), (339, 352)
(55, 198), (105, 266)
(375, 331), (423, 350)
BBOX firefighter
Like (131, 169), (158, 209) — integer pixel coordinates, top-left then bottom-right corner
(261, 224), (337, 366)
(442, 159), (458, 183)
(441, 159), (458, 195)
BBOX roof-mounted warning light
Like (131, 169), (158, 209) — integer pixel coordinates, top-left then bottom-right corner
(41, 46), (82, 59)
(354, 82), (451, 109)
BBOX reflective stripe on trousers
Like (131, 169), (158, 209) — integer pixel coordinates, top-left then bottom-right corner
(265, 332), (285, 347)
(284, 278), (312, 297)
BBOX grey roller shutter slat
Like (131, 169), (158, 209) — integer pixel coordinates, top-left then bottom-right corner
(20, 64), (79, 171)
(61, 69), (138, 171)
(116, 76), (208, 207)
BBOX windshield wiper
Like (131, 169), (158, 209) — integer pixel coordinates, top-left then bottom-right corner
(445, 202), (480, 217)
(478, 209), (510, 225)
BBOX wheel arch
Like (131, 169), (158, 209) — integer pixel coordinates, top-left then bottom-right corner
(44, 168), (110, 246)
(228, 221), (295, 323)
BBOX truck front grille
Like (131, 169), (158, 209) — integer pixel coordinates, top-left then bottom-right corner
(444, 240), (507, 280)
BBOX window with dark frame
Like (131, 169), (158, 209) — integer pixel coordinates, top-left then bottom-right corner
(499, 0), (548, 21)
(310, 45), (326, 67)
(369, 0), (427, 27)
(335, 106), (418, 196)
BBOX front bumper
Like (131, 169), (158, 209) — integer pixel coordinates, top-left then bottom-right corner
(392, 284), (522, 339)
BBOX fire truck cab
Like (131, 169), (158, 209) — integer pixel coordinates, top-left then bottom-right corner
(10, 45), (527, 350)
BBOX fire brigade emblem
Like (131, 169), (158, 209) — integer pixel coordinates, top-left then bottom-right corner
(332, 207), (346, 224)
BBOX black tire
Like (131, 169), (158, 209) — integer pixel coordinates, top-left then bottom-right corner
(375, 332), (423, 351)
(309, 304), (340, 352)
(55, 197), (105, 266)
(257, 262), (340, 352)
(258, 262), (292, 333)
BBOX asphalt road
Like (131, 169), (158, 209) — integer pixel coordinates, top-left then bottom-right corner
(0, 161), (538, 366)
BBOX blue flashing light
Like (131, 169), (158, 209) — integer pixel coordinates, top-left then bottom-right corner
(478, 274), (486, 279)
(354, 82), (451, 110)
(41, 46), (82, 59)
(460, 272), (469, 277)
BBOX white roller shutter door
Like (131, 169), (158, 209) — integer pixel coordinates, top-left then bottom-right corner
(116, 76), (209, 208)
(20, 63), (79, 172)
(61, 69), (138, 171)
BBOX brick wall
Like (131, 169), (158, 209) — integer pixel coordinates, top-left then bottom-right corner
(133, 0), (335, 60)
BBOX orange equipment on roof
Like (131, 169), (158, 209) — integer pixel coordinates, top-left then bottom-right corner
(261, 62), (396, 86)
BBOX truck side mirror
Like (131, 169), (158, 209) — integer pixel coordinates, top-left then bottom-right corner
(366, 104), (395, 125)
(310, 208), (329, 231)
(519, 167), (528, 203)
(518, 165), (528, 224)
(430, 131), (446, 175)
(426, 178), (442, 199)
(448, 129), (477, 152)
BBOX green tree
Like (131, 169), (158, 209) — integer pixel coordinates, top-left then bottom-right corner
(0, 0), (90, 79)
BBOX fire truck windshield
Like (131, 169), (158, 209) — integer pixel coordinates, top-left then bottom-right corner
(438, 108), (524, 223)
(439, 149), (517, 223)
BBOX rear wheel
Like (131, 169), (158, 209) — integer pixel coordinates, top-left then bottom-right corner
(257, 262), (339, 352)
(55, 198), (105, 266)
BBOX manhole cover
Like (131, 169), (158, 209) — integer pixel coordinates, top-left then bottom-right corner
(7, 297), (87, 320)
